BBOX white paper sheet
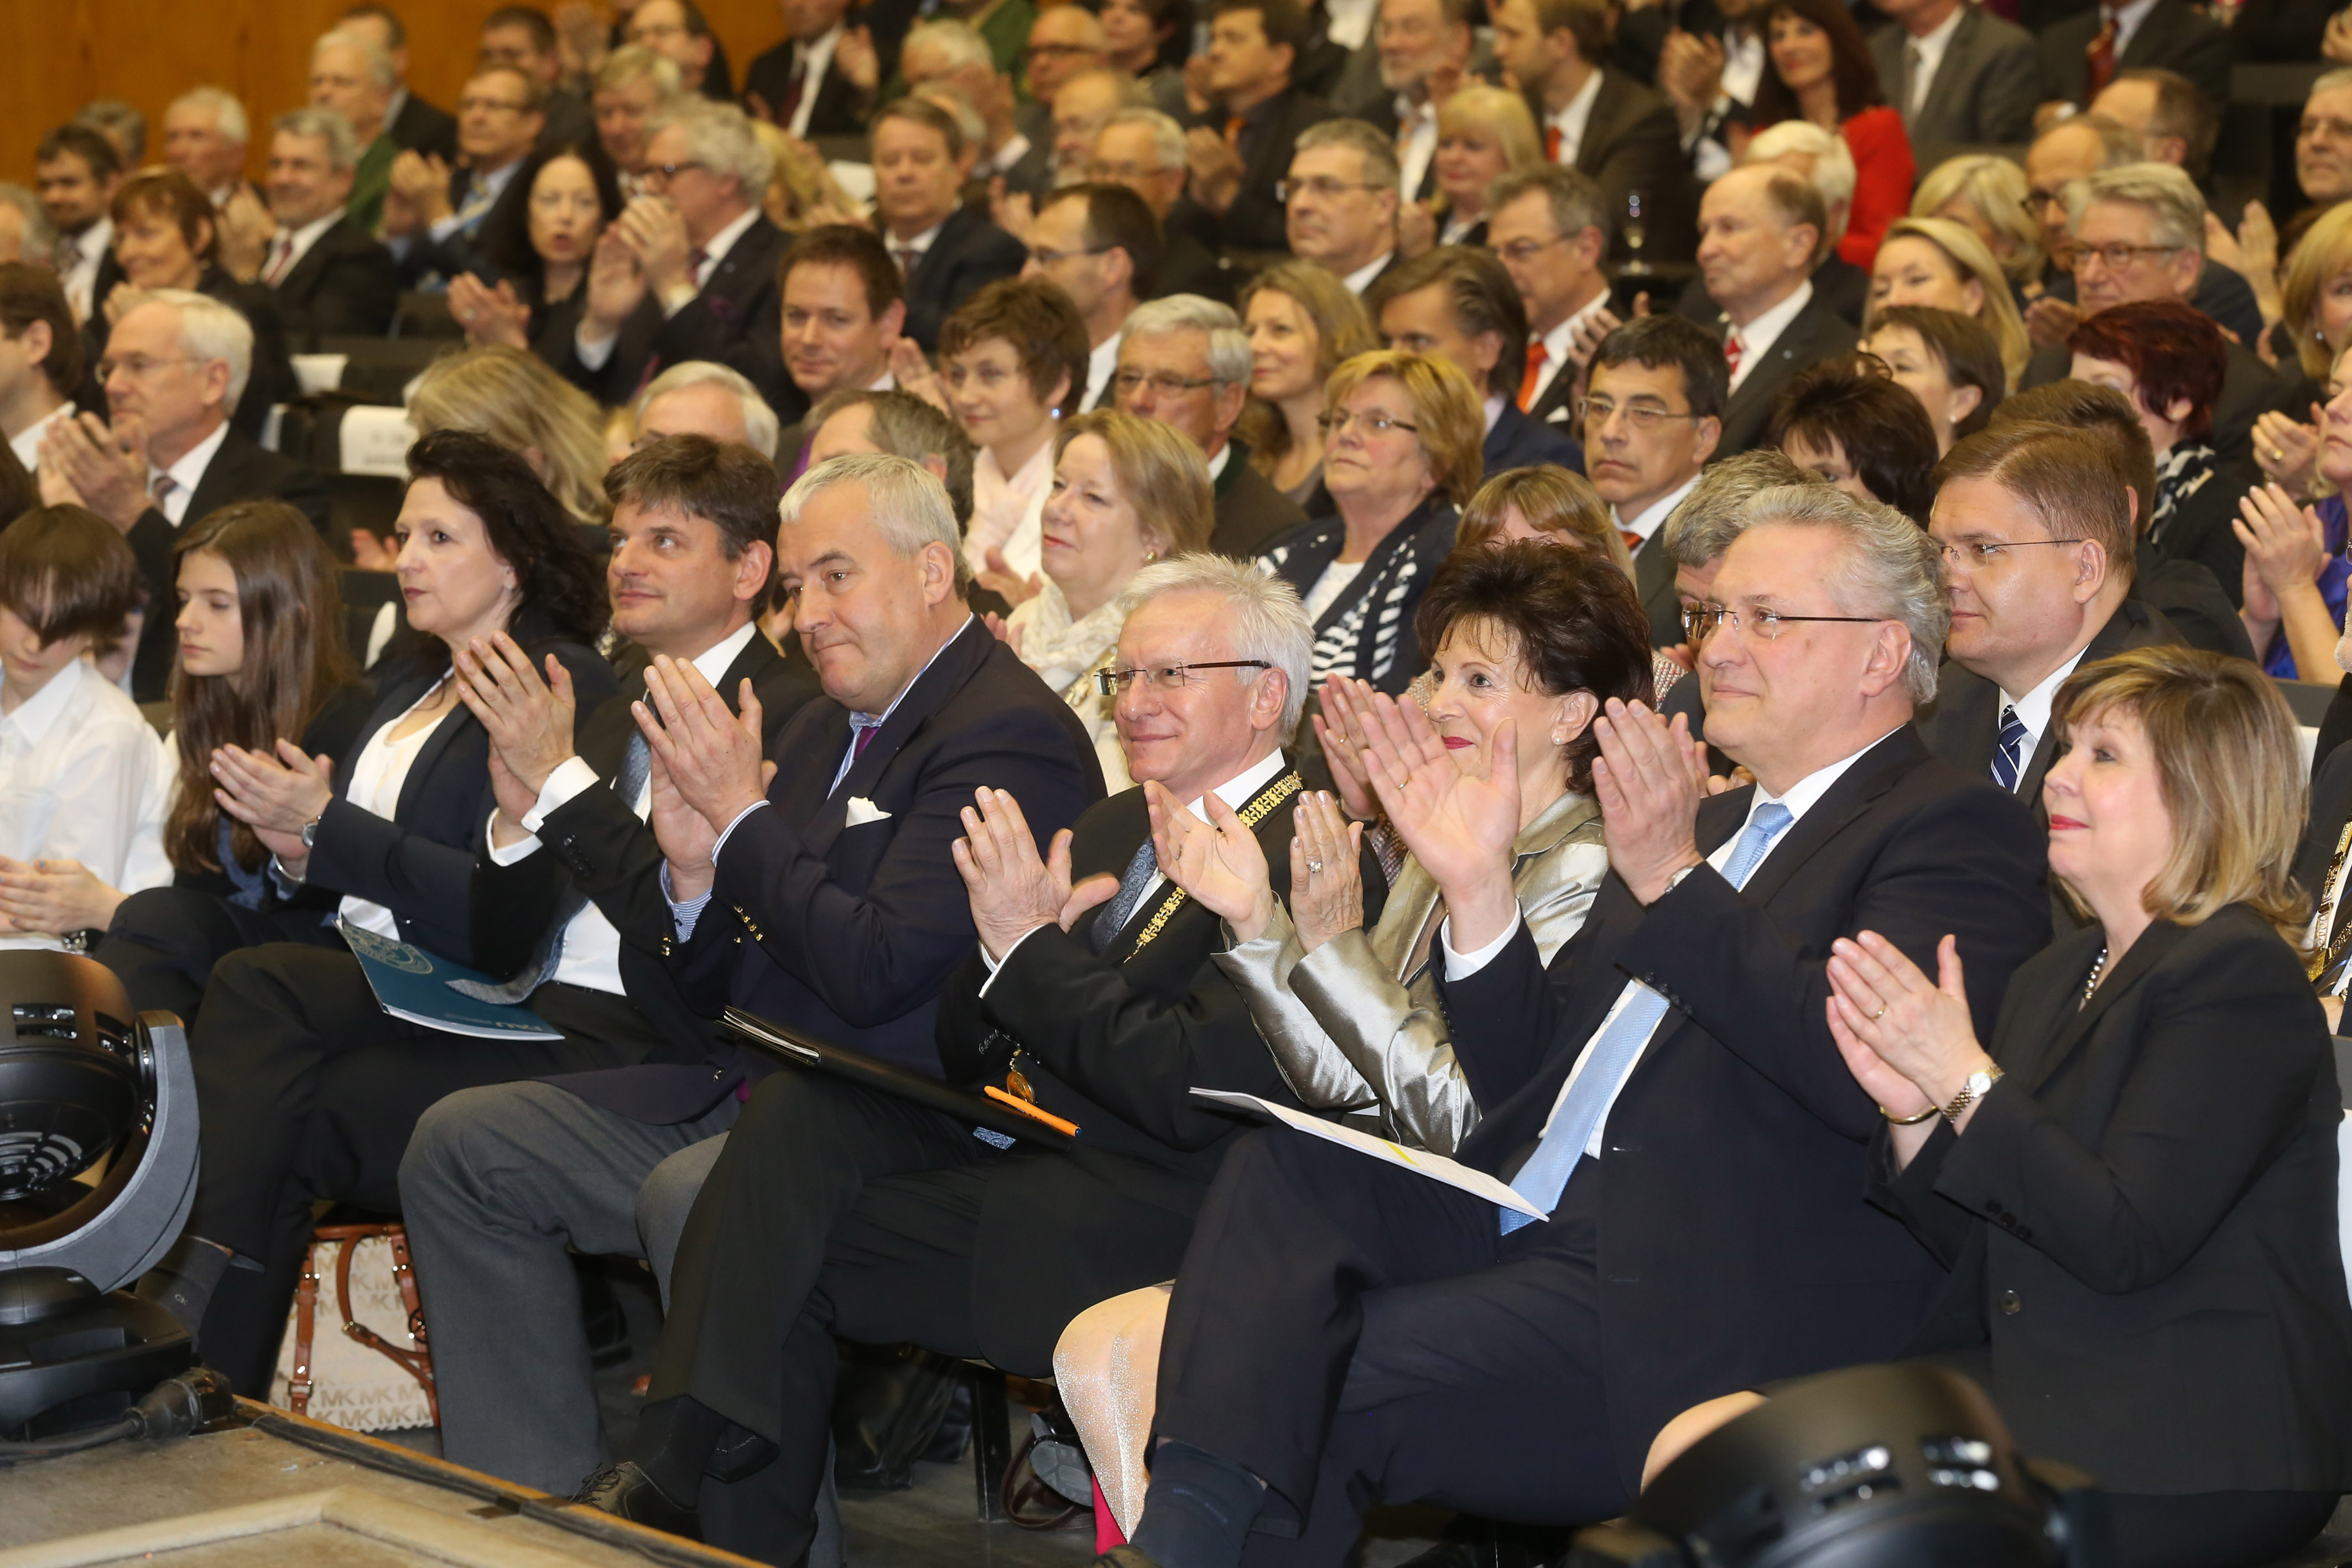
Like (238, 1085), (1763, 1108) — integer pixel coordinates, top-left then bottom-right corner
(1190, 1090), (1548, 1220)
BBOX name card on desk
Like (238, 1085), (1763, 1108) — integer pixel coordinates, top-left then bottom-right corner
(340, 407), (419, 477)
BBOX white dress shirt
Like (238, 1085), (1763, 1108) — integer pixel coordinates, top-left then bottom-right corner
(2108, 0), (2161, 55)
(1526, 289), (1612, 415)
(1394, 95), (1439, 201)
(487, 621), (761, 996)
(9, 404), (72, 476)
(966, 439), (1054, 581)
(337, 684), (460, 939)
(886, 217), (948, 277)
(147, 421), (232, 527)
(1444, 727), (1902, 1154)
(0, 658), (170, 949)
(59, 219), (113, 323)
(1614, 471), (1701, 552)
(1901, 4), (1966, 116)
(1205, 443), (1232, 482)
(1996, 643), (2091, 794)
(1545, 68), (1606, 166)
(1725, 279), (1814, 395)
(784, 24), (844, 139)
(1084, 331), (1123, 411)
(1342, 251), (1397, 296)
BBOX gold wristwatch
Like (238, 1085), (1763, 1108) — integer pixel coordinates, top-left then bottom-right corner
(1942, 1062), (2004, 1126)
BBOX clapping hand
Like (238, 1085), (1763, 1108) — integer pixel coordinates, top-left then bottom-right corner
(584, 226), (649, 335)
(2025, 295), (2081, 351)
(647, 751), (720, 900)
(0, 857), (123, 937)
(453, 633), (578, 794)
(633, 656), (769, 836)
(2253, 406), (2322, 497)
(892, 339), (948, 411)
(951, 786), (1116, 961)
(1147, 779), (1276, 942)
(1354, 685), (1520, 949)
(1288, 790), (1366, 955)
(976, 546), (1043, 607)
(212, 741), (335, 874)
(1824, 931), (1992, 1139)
(615, 195), (693, 303)
(2234, 482), (2328, 608)
(449, 273), (532, 348)
(39, 411), (148, 532)
(1183, 127), (1245, 215)
(1588, 697), (1705, 904)
(1308, 675), (1382, 821)
(835, 24), (880, 92)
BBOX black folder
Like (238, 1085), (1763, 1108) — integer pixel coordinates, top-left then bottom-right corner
(719, 1007), (1079, 1145)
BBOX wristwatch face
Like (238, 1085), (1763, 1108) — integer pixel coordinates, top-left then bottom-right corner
(1965, 1069), (1993, 1096)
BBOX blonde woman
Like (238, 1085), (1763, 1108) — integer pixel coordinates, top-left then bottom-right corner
(407, 345), (611, 528)
(748, 119), (862, 232)
(1912, 154), (2046, 295)
(1239, 262), (1381, 509)
(1865, 216), (2031, 390)
(1399, 85), (1542, 256)
(2254, 202), (2352, 498)
(1004, 410), (1214, 791)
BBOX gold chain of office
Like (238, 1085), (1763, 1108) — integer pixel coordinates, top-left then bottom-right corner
(1126, 770), (1306, 956)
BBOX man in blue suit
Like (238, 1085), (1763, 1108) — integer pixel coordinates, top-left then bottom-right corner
(1371, 244), (1583, 481)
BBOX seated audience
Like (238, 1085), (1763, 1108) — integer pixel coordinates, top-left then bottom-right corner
(1866, 216), (2028, 392)
(39, 124), (125, 326)
(2238, 343), (2352, 683)
(1699, 163), (1859, 457)
(1409, 85), (1539, 254)
(1743, 0), (1912, 271)
(1910, 154), (2044, 301)
(1105, 481), (2048, 1567)
(405, 450), (1104, 1509)
(409, 345), (612, 535)
(579, 554), (1356, 1557)
(774, 225), (906, 476)
(85, 170), (299, 440)
(1370, 246), (1581, 478)
(134, 429), (618, 1399)
(92, 503), (372, 1020)
(631, 361), (780, 457)
(1262, 349), (1481, 694)
(2068, 299), (2251, 606)
(1238, 261), (1379, 509)
(382, 64), (549, 288)
(874, 96), (1028, 355)
(1112, 294), (1307, 559)
(1767, 351), (1937, 523)
(2028, 147), (2266, 355)
(1023, 184), (1155, 414)
(259, 107), (400, 341)
(450, 143), (625, 367)
(1581, 315), (1727, 646)
(0, 265), (80, 475)
(36, 290), (329, 702)
(927, 277), (1088, 592)
(1659, 647), (2352, 1568)
(1922, 420), (2186, 831)
(1865, 0), (2037, 149)
(0, 506), (168, 949)
(1180, 0), (1337, 257)
(1484, 165), (1613, 438)
(1007, 410), (1215, 791)
(1862, 303), (2004, 456)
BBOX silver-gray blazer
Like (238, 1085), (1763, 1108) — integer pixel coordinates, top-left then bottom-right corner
(1214, 789), (1609, 1154)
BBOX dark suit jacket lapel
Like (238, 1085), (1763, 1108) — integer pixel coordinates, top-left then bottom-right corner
(1735, 727), (1925, 909)
(1574, 71), (1629, 171)
(909, 209), (976, 295)
(807, 617), (996, 855)
(185, 429), (258, 519)
(2013, 920), (2187, 1095)
(705, 216), (780, 314)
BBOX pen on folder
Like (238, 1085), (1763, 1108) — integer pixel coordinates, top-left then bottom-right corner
(984, 1086), (1080, 1136)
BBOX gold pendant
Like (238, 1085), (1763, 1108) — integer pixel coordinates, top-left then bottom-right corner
(1006, 1067), (1035, 1102)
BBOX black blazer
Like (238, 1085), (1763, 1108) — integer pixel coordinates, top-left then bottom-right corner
(1868, 7), (2041, 149)
(1261, 492), (1460, 695)
(551, 212), (796, 418)
(1210, 442), (1308, 560)
(2038, 0), (2232, 109)
(303, 632), (619, 966)
(1875, 909), (2352, 1494)
(932, 773), (1385, 1374)
(899, 206), (1031, 355)
(123, 428), (332, 702)
(1572, 70), (1695, 265)
(1185, 89), (1337, 257)
(1675, 254), (1870, 332)
(742, 39), (871, 137)
(2152, 453), (2255, 608)
(473, 632), (821, 1058)
(1484, 398), (1581, 477)
(1716, 293), (1860, 456)
(269, 217), (400, 341)
(1148, 230), (1234, 305)
(656, 616), (1105, 1088)
(1437, 725), (2052, 1490)
(2023, 337), (2282, 468)
(388, 93), (460, 163)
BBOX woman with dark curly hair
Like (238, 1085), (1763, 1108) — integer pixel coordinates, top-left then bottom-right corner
(1768, 351), (1940, 525)
(1744, 0), (1914, 270)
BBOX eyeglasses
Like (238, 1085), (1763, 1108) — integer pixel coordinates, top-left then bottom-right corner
(1494, 236), (1569, 264)
(1114, 368), (1217, 397)
(457, 95), (533, 113)
(1276, 176), (1391, 202)
(1936, 537), (2086, 567)
(1319, 408), (1418, 437)
(1030, 243), (1113, 268)
(2302, 114), (2352, 141)
(646, 160), (707, 182)
(1095, 660), (1273, 695)
(2021, 186), (2068, 213)
(2073, 241), (2182, 270)
(1579, 395), (1701, 431)
(1683, 606), (1886, 643)
(97, 353), (197, 381)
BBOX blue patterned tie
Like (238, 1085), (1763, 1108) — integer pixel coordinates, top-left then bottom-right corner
(1091, 839), (1159, 954)
(1990, 704), (2027, 793)
(1500, 801), (1797, 1233)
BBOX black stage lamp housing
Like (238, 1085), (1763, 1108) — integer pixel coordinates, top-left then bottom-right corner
(0, 951), (201, 1437)
(1568, 1362), (2110, 1568)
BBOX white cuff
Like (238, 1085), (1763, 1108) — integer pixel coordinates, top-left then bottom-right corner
(485, 806), (540, 865)
(1439, 905), (1524, 981)
(662, 859), (715, 941)
(573, 327), (619, 371)
(523, 756), (600, 833)
(976, 922), (1053, 996)
(710, 799), (769, 862)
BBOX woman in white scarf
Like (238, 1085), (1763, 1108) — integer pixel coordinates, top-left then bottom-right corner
(1003, 410), (1216, 791)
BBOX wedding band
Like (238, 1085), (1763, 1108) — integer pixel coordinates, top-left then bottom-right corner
(1307, 858), (1325, 873)
(1870, 1004), (1887, 1021)
(2275, 447), (2287, 461)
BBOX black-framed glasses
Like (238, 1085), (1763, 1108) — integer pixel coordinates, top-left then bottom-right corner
(1683, 606), (1886, 643)
(1112, 368), (1217, 397)
(1936, 538), (2086, 568)
(1095, 660), (1273, 695)
(1319, 408), (1418, 437)
(2074, 241), (2183, 270)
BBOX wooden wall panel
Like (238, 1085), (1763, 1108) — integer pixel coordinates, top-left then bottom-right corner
(0, 0), (794, 186)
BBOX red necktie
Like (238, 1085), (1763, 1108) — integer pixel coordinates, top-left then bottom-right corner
(780, 53), (807, 122)
(1518, 342), (1547, 411)
(1544, 124), (1562, 163)
(854, 723), (878, 757)
(1619, 530), (1644, 552)
(1225, 114), (1245, 147)
(1724, 328), (1744, 381)
(2085, 14), (2119, 96)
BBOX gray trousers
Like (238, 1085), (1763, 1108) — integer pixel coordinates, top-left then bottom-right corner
(398, 1081), (847, 1564)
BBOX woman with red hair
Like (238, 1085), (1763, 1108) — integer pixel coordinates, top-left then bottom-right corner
(2067, 300), (2248, 607)
(1744, 0), (1913, 271)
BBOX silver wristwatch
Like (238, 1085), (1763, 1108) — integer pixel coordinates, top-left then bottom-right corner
(300, 813), (324, 851)
(1942, 1062), (2004, 1125)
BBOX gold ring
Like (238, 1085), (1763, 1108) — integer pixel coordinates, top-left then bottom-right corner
(1870, 1004), (1887, 1021)
(2275, 447), (2287, 461)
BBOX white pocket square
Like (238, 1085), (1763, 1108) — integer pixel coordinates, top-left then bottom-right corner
(844, 796), (892, 827)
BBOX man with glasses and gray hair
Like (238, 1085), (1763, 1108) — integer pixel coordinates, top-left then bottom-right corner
(1112, 294), (1308, 557)
(1488, 164), (1613, 434)
(1090, 109), (1234, 303)
(1287, 118), (1402, 295)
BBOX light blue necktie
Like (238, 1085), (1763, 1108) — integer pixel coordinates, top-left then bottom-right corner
(1500, 801), (1796, 1233)
(1990, 705), (2027, 793)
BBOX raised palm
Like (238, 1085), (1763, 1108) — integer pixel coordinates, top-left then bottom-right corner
(1146, 780), (1271, 930)
(1354, 687), (1518, 899)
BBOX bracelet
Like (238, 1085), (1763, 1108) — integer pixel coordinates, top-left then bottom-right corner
(1942, 1062), (2005, 1126)
(1878, 1102), (1939, 1126)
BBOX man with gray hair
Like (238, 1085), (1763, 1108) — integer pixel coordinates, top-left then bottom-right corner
(1288, 118), (1402, 294)
(164, 87), (252, 209)
(561, 98), (792, 416)
(800, 387), (977, 525)
(635, 361), (783, 459)
(1116, 485), (2049, 1568)
(580, 553), (1383, 1565)
(1091, 109), (1233, 302)
(1113, 293), (1308, 556)
(0, 185), (56, 267)
(259, 107), (399, 338)
(1699, 162), (1857, 456)
(310, 28), (401, 231)
(591, 45), (683, 197)
(36, 289), (327, 700)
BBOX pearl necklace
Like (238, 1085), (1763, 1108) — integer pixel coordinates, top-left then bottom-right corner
(2082, 945), (2110, 1003)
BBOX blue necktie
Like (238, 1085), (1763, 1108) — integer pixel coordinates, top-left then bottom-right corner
(1990, 704), (2027, 793)
(1500, 801), (1796, 1233)
(1091, 839), (1159, 954)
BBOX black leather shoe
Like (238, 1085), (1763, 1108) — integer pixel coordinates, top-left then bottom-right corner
(570, 1461), (702, 1540)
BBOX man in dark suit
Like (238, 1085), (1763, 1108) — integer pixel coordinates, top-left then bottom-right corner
(1180, 0), (1336, 257)
(580, 556), (1378, 1562)
(1917, 422), (2184, 834)
(38, 293), (329, 702)
(1491, 0), (1694, 264)
(1371, 247), (1581, 477)
(1868, 0), (2039, 151)
(875, 98), (1029, 354)
(1093, 111), (1235, 304)
(1287, 119), (1402, 296)
(259, 108), (400, 341)
(381, 65), (546, 287)
(1583, 316), (1725, 647)
(2037, 0), (2230, 112)
(743, 0), (870, 136)
(1701, 165), (1858, 456)
(1489, 165), (1614, 441)
(556, 101), (793, 416)
(339, 4), (462, 163)
(1110, 487), (2049, 1568)
(1113, 295), (1309, 558)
